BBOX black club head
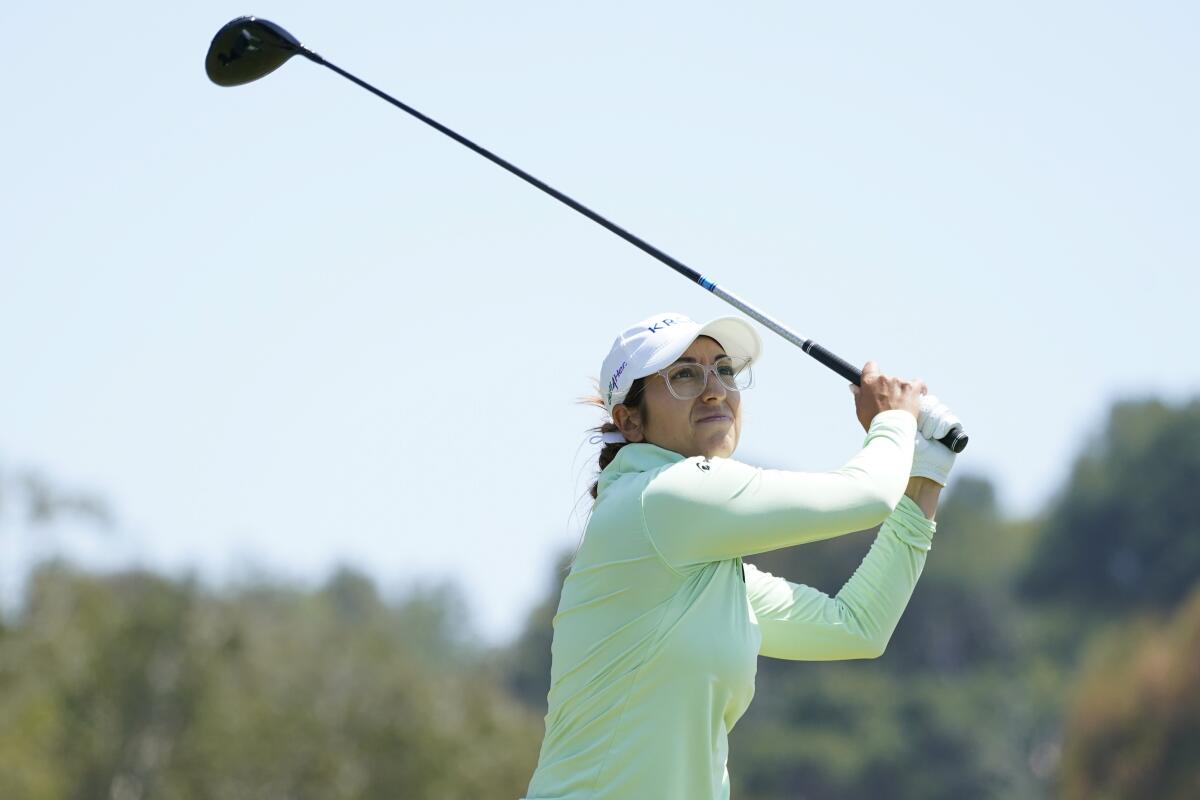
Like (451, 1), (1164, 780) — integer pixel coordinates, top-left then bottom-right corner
(205, 16), (305, 87)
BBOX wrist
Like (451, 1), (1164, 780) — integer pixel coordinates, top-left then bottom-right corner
(905, 477), (941, 520)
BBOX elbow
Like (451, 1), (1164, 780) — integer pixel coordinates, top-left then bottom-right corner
(833, 468), (906, 526)
(819, 636), (887, 661)
(840, 634), (888, 661)
(838, 604), (891, 659)
(871, 473), (910, 518)
(835, 443), (913, 519)
(860, 637), (888, 660)
(861, 487), (899, 528)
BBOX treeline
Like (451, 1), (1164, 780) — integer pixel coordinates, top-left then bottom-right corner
(1, 397), (1198, 799)
(0, 566), (542, 799)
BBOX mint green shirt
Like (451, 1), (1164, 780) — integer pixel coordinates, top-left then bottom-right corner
(523, 410), (935, 800)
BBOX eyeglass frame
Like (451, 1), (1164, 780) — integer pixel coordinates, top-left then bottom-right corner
(653, 355), (754, 401)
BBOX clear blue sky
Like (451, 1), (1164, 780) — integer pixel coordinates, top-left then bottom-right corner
(2, 1), (1196, 644)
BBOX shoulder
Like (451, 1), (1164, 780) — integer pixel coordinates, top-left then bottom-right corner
(651, 453), (745, 481)
(643, 454), (760, 506)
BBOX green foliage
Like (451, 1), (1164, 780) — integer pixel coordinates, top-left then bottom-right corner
(0, 464), (113, 528)
(494, 551), (571, 715)
(1059, 587), (1200, 800)
(0, 562), (542, 800)
(1021, 398), (1200, 613)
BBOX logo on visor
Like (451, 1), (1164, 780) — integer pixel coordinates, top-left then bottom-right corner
(647, 317), (684, 334)
(608, 361), (628, 397)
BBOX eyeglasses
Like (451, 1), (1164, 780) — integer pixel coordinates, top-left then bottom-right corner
(656, 356), (753, 400)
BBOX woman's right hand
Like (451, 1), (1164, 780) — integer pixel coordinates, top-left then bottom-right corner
(849, 361), (926, 432)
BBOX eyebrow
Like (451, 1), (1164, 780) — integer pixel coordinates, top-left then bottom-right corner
(674, 353), (729, 364)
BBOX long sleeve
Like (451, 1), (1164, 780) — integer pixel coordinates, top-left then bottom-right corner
(641, 410), (917, 570)
(744, 495), (935, 660)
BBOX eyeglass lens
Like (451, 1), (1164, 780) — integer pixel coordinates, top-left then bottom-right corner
(663, 357), (752, 398)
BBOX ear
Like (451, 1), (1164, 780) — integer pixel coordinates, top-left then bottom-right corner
(612, 403), (646, 443)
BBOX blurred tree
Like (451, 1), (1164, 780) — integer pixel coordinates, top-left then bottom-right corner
(0, 563), (201, 799)
(0, 458), (114, 629)
(1059, 587), (1200, 800)
(0, 562), (543, 800)
(0, 460), (113, 530)
(496, 549), (572, 715)
(1021, 398), (1200, 613)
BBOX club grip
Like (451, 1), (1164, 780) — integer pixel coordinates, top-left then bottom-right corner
(803, 340), (862, 384)
(939, 425), (969, 453)
(802, 340), (969, 453)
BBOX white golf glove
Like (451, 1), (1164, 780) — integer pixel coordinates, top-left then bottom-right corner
(911, 394), (960, 486)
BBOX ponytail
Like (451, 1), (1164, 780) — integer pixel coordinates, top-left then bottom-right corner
(582, 377), (649, 500)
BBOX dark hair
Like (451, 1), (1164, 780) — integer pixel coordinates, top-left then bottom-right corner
(565, 376), (651, 573)
(584, 376), (649, 500)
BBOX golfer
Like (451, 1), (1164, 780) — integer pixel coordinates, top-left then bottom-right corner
(522, 312), (960, 800)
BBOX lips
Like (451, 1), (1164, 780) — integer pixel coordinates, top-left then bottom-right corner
(696, 414), (731, 424)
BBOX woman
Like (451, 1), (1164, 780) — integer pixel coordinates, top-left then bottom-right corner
(522, 312), (960, 800)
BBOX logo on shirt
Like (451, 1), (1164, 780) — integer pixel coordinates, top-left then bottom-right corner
(696, 458), (711, 472)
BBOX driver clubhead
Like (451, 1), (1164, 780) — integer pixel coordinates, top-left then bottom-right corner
(206, 16), (305, 87)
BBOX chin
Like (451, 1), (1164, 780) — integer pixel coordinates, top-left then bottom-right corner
(705, 438), (737, 459)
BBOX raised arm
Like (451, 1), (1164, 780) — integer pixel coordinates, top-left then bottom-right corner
(745, 494), (936, 660)
(641, 410), (917, 570)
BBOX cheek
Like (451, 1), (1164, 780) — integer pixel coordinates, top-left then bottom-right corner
(663, 400), (694, 438)
(643, 386), (688, 437)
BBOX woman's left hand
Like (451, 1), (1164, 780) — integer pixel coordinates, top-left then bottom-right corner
(911, 394), (960, 487)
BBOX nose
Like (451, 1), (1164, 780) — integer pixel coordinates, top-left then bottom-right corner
(701, 367), (727, 401)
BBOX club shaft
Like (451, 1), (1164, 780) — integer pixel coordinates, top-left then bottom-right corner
(310, 53), (710, 282)
(301, 50), (968, 453)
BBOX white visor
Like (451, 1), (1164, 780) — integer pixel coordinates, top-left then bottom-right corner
(599, 312), (763, 412)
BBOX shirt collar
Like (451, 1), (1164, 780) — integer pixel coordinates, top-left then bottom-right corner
(596, 442), (685, 496)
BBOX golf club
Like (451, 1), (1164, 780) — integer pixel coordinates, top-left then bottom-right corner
(205, 16), (968, 453)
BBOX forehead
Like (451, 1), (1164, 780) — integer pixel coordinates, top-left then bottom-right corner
(678, 335), (727, 360)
